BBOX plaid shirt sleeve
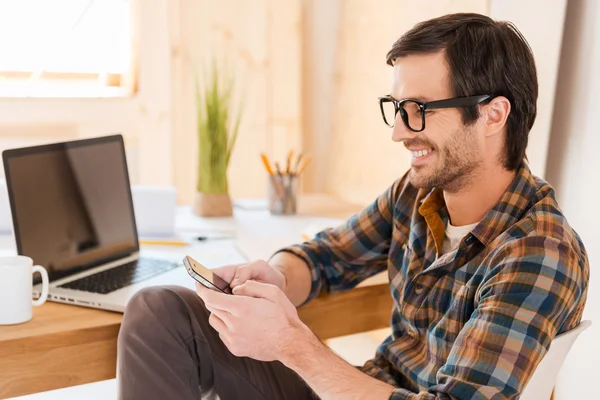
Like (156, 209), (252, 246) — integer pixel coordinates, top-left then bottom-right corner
(274, 177), (405, 304)
(389, 236), (586, 400)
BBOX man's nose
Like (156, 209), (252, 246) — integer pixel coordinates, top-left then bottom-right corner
(391, 114), (417, 143)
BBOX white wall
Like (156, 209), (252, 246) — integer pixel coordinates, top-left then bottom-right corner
(545, 0), (600, 398)
(489, 0), (567, 178)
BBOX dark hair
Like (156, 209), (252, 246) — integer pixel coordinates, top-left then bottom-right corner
(386, 13), (537, 170)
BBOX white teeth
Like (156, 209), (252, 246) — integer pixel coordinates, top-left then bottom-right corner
(411, 149), (433, 158)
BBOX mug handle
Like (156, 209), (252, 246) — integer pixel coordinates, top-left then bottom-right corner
(32, 265), (49, 306)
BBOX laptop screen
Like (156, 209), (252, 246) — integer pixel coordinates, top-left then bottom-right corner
(2, 135), (139, 282)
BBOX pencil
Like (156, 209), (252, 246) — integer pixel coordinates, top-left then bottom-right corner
(260, 153), (275, 176)
(293, 152), (304, 175)
(140, 240), (189, 247)
(261, 153), (285, 197)
(274, 162), (283, 176)
(286, 150), (294, 175)
(296, 156), (312, 175)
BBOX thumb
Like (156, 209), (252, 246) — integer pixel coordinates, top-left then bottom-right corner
(230, 265), (252, 288)
(232, 280), (281, 302)
(212, 263), (244, 283)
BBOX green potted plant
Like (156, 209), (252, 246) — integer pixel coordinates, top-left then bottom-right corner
(193, 61), (241, 217)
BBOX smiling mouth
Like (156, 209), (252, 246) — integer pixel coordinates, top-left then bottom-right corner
(410, 149), (433, 158)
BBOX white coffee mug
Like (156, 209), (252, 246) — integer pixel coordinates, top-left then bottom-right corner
(0, 256), (49, 325)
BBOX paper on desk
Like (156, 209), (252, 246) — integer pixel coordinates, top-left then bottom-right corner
(175, 207), (239, 233)
(173, 205), (345, 261)
(233, 198), (268, 211)
(140, 238), (246, 269)
(235, 216), (344, 260)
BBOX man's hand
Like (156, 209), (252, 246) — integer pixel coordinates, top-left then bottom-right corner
(195, 280), (310, 362)
(212, 260), (287, 292)
(196, 280), (395, 399)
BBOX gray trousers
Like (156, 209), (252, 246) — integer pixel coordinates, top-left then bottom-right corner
(117, 286), (319, 400)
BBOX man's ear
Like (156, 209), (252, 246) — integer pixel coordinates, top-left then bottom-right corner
(483, 96), (510, 137)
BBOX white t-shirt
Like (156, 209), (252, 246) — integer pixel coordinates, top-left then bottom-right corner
(441, 220), (479, 255)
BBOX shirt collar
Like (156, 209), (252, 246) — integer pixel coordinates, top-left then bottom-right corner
(417, 161), (539, 248)
(471, 162), (539, 246)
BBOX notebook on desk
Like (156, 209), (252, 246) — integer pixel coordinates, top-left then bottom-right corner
(1, 135), (246, 312)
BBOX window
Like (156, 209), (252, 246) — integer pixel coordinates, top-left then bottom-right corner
(0, 0), (135, 98)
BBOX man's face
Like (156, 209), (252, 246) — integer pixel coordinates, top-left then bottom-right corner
(390, 52), (484, 192)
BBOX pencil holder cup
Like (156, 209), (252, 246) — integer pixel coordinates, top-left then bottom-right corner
(267, 174), (299, 215)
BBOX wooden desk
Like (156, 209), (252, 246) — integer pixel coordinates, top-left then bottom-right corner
(0, 196), (393, 398)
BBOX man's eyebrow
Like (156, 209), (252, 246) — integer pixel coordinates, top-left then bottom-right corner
(415, 96), (434, 102)
(389, 94), (434, 102)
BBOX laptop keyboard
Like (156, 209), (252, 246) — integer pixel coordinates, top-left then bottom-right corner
(58, 258), (180, 294)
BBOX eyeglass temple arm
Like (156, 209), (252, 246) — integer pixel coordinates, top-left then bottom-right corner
(424, 95), (491, 110)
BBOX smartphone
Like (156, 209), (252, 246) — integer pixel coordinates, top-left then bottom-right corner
(183, 255), (232, 294)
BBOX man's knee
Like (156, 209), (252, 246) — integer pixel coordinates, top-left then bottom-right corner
(119, 285), (204, 340)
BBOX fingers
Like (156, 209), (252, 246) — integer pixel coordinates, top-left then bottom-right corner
(232, 280), (282, 302)
(219, 332), (232, 351)
(196, 282), (230, 309)
(207, 309), (236, 355)
(208, 311), (229, 333)
(208, 310), (229, 332)
(230, 264), (254, 288)
(211, 263), (244, 283)
(196, 281), (248, 316)
(229, 259), (274, 288)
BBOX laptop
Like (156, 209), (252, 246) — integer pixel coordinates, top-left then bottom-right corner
(2, 135), (243, 312)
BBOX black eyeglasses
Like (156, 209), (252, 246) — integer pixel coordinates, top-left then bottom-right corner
(378, 94), (492, 132)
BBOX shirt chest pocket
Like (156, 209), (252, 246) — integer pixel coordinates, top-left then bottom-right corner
(424, 284), (473, 361)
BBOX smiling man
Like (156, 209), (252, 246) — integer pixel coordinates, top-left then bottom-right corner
(117, 13), (589, 400)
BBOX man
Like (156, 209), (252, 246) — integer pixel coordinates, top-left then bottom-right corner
(117, 13), (589, 400)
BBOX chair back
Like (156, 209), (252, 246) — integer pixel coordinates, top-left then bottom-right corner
(521, 320), (592, 400)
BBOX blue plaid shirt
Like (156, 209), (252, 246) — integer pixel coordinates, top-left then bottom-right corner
(279, 162), (589, 399)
